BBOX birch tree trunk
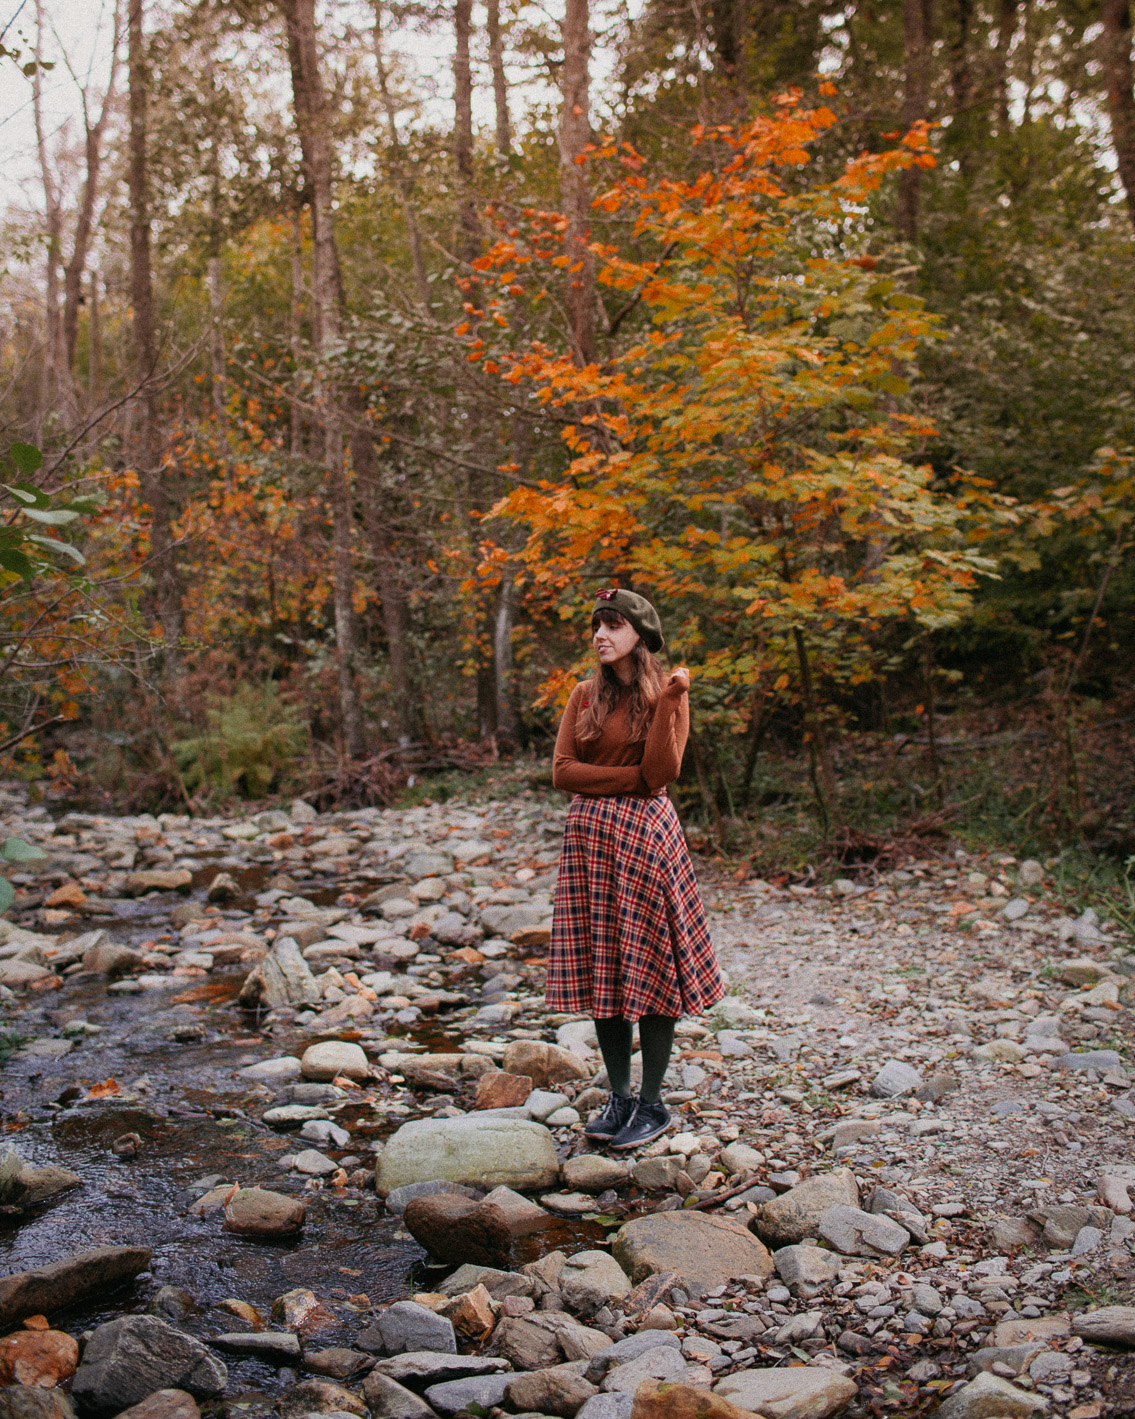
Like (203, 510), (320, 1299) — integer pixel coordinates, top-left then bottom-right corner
(897, 0), (933, 241)
(128, 0), (183, 681)
(454, 0), (480, 263)
(33, 1), (66, 429)
(279, 0), (365, 757)
(559, 0), (596, 365)
(1102, 0), (1135, 233)
(995, 0), (1018, 132)
(289, 203), (305, 457)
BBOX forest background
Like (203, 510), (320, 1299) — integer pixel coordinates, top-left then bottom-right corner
(1, 0), (1134, 918)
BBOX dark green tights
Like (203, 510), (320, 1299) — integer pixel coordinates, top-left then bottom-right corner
(594, 1015), (676, 1104)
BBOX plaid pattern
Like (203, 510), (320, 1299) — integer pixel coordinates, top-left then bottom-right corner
(547, 792), (724, 1021)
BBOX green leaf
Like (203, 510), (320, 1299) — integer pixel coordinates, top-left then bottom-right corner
(4, 485), (40, 506)
(1, 837), (48, 863)
(0, 548), (34, 580)
(0, 879), (13, 913)
(9, 445), (43, 477)
(22, 507), (80, 526)
(26, 535), (85, 565)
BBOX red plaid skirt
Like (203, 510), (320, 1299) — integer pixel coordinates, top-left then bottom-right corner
(547, 793), (724, 1021)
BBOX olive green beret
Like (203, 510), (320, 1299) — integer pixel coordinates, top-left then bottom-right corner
(592, 587), (665, 654)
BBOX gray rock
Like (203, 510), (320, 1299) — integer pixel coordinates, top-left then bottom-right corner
(302, 1041), (369, 1082)
(361, 1372), (436, 1419)
(210, 1332), (302, 1363)
(749, 1168), (859, 1248)
(1071, 1225), (1104, 1256)
(372, 1353), (509, 1387)
(1018, 860), (1044, 887)
(372, 1302), (456, 1356)
(599, 1346), (684, 1394)
(71, 1316), (228, 1411)
(1072, 1305), (1135, 1346)
(422, 1375), (512, 1417)
(0, 1390), (76, 1419)
(561, 1156), (628, 1194)
(292, 1149), (339, 1176)
(0, 1246), (151, 1329)
(383, 1180), (483, 1216)
(714, 1367), (857, 1417)
(772, 1244), (841, 1298)
(613, 1212), (774, 1294)
(559, 1251), (631, 1316)
(237, 937), (320, 1008)
(374, 1117), (560, 1195)
(630, 1156), (684, 1191)
(1059, 1049), (1122, 1071)
(584, 1332), (680, 1384)
(718, 1143), (763, 1175)
(818, 1204), (909, 1257)
(1002, 898), (1029, 921)
(241, 1057), (303, 1083)
(576, 1397), (633, 1419)
(933, 1371), (1047, 1418)
(505, 1367), (598, 1419)
(871, 1060), (923, 1097)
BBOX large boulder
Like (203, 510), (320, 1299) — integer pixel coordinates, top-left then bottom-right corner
(402, 1195), (511, 1267)
(71, 1317), (227, 1412)
(237, 937), (321, 1009)
(748, 1169), (859, 1249)
(374, 1117), (560, 1196)
(612, 1212), (773, 1295)
(0, 1247), (151, 1329)
(715, 1366), (857, 1419)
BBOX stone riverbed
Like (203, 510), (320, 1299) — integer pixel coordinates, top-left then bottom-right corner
(0, 780), (1132, 1419)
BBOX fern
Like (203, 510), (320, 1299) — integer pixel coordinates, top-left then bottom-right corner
(173, 684), (307, 799)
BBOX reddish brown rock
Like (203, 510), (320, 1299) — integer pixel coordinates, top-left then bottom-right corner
(501, 1041), (590, 1087)
(632, 1381), (758, 1419)
(474, 1071), (533, 1110)
(0, 1329), (79, 1387)
(403, 1195), (512, 1267)
(113, 1393), (200, 1419)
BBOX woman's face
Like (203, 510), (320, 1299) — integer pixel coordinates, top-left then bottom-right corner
(592, 613), (640, 667)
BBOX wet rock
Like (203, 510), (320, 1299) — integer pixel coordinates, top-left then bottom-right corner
(0, 1247), (151, 1329)
(933, 1371), (1047, 1418)
(301, 1041), (370, 1082)
(502, 1041), (592, 1088)
(303, 1350), (374, 1381)
(9, 1166), (81, 1207)
(360, 1372), (436, 1419)
(612, 1212), (773, 1294)
(211, 1332), (302, 1363)
(383, 1180), (483, 1217)
(82, 944), (145, 976)
(559, 1252), (632, 1316)
(0, 1329), (79, 1387)
(273, 1289), (338, 1332)
(772, 1245), (841, 1298)
(403, 1195), (512, 1266)
(239, 1056), (302, 1084)
(422, 1373), (512, 1418)
(238, 938), (321, 1008)
(630, 1379), (755, 1419)
(369, 1303), (456, 1357)
(374, 1117), (560, 1195)
(818, 1204), (908, 1257)
(1072, 1306), (1135, 1346)
(561, 1157), (628, 1194)
(715, 1367), (857, 1419)
(222, 1187), (305, 1236)
(277, 1380), (367, 1419)
(506, 1368), (599, 1418)
(148, 1287), (196, 1320)
(125, 870), (193, 895)
(748, 1170), (859, 1249)
(113, 1391), (200, 1419)
(0, 1390), (75, 1419)
(71, 1316), (228, 1411)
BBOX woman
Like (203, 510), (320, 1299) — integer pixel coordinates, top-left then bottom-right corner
(548, 587), (724, 1150)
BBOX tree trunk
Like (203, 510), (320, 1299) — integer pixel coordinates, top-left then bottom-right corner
(793, 627), (837, 830)
(1102, 0), (1135, 233)
(279, 0), (365, 757)
(494, 573), (520, 744)
(354, 432), (418, 744)
(128, 0), (183, 678)
(88, 269), (102, 402)
(208, 253), (227, 450)
(559, 0), (596, 365)
(948, 0), (975, 164)
(897, 0), (933, 241)
(710, 0), (747, 117)
(454, 0), (480, 263)
(33, 0), (66, 428)
(289, 203), (305, 456)
(372, 0), (432, 307)
(486, 0), (512, 156)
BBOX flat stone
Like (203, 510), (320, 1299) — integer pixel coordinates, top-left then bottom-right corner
(301, 1041), (370, 1081)
(422, 1374), (512, 1418)
(360, 1372), (436, 1419)
(600, 1346), (685, 1394)
(561, 1156), (629, 1193)
(383, 1180), (483, 1217)
(371, 1302), (456, 1356)
(125, 870), (192, 895)
(584, 1332), (680, 1384)
(715, 1366), (858, 1419)
(718, 1143), (763, 1175)
(374, 1117), (560, 1195)
(576, 1398), (632, 1419)
(990, 1316), (1069, 1347)
(292, 1149), (339, 1176)
(71, 1316), (227, 1411)
(0, 1247), (152, 1329)
(612, 1212), (773, 1295)
(210, 1333), (302, 1363)
(933, 1371), (1048, 1418)
(1072, 1306), (1135, 1346)
(749, 1169), (859, 1249)
(372, 1352), (510, 1386)
(436, 1265), (534, 1300)
(112, 1391), (200, 1419)
(818, 1204), (908, 1257)
(481, 1185), (550, 1236)
(1058, 1049), (1122, 1072)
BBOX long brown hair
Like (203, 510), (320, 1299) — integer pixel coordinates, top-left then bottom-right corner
(577, 611), (666, 742)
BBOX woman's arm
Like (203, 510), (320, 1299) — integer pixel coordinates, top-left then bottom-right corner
(639, 680), (690, 791)
(552, 686), (647, 795)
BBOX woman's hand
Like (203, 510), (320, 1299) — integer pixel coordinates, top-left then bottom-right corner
(665, 666), (690, 695)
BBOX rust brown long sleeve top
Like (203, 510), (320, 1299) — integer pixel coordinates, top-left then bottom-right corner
(552, 680), (690, 796)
